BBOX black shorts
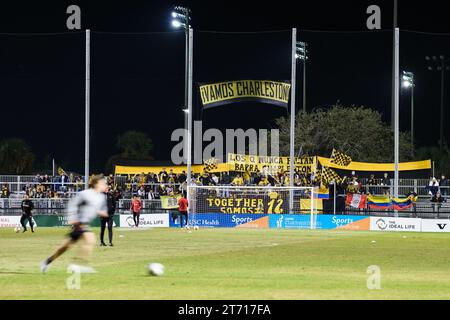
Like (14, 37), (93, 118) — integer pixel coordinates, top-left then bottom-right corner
(100, 216), (114, 224)
(68, 225), (90, 242)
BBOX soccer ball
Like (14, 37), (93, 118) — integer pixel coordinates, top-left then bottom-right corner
(148, 263), (164, 276)
(193, 225), (199, 230)
(14, 226), (21, 233)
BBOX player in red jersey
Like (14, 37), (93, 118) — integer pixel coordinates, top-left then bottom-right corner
(178, 193), (189, 228)
(130, 196), (142, 227)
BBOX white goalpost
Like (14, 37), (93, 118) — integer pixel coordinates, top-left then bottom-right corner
(187, 185), (318, 229)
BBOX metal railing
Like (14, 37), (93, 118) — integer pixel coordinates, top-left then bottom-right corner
(0, 198), (166, 215)
(0, 196), (449, 218)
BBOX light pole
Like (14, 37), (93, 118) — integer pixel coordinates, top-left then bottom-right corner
(183, 108), (189, 164)
(402, 71), (415, 156)
(426, 55), (450, 151)
(296, 41), (308, 113)
(85, 29), (90, 189)
(172, 6), (191, 165)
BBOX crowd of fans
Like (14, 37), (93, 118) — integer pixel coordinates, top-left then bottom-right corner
(0, 170), (448, 202)
(1, 173), (85, 199)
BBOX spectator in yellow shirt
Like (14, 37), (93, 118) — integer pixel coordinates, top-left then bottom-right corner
(231, 175), (244, 186)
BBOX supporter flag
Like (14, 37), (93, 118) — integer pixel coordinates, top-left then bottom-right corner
(321, 166), (342, 185)
(57, 167), (67, 175)
(367, 195), (391, 210)
(330, 149), (352, 166)
(346, 193), (367, 209)
(392, 195), (417, 211)
(204, 158), (219, 173)
(161, 195), (182, 209)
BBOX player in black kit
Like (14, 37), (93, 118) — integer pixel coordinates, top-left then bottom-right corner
(100, 186), (116, 247)
(20, 195), (34, 233)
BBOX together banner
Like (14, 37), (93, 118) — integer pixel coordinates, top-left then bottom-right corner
(227, 153), (317, 175)
(199, 80), (291, 109)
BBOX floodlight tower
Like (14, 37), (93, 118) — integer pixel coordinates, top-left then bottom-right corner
(402, 71), (415, 156)
(425, 55), (450, 151)
(296, 41), (308, 113)
(171, 6), (192, 167)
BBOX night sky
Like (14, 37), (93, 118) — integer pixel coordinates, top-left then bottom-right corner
(0, 0), (450, 173)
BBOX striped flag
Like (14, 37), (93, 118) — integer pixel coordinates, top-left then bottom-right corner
(346, 193), (367, 209)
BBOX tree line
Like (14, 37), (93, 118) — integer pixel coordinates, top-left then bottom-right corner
(1, 105), (449, 175)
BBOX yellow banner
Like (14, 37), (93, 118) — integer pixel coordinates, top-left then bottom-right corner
(115, 163), (230, 175)
(317, 157), (431, 172)
(160, 195), (182, 209)
(199, 80), (291, 109)
(227, 153), (316, 175)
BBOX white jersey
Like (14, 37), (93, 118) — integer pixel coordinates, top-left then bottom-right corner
(67, 189), (107, 224)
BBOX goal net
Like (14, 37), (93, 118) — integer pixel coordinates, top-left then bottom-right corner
(187, 185), (318, 229)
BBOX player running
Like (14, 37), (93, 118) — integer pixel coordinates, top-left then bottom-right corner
(20, 195), (35, 233)
(40, 174), (108, 274)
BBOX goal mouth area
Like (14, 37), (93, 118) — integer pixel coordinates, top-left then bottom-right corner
(186, 185), (318, 215)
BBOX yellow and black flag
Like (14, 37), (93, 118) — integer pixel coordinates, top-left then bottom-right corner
(57, 167), (67, 175)
(330, 149), (352, 167)
(321, 166), (342, 185)
(204, 158), (219, 173)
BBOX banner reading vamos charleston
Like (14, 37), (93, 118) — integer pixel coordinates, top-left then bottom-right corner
(227, 153), (317, 175)
(199, 80), (291, 109)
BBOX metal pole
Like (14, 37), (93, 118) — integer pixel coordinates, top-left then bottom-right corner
(440, 62), (445, 151)
(433, 161), (435, 178)
(411, 81), (414, 157)
(391, 0), (398, 129)
(52, 158), (55, 177)
(84, 29), (90, 189)
(333, 182), (336, 215)
(303, 41), (306, 113)
(184, 20), (189, 164)
(187, 28), (193, 187)
(289, 28), (297, 213)
(394, 28), (400, 211)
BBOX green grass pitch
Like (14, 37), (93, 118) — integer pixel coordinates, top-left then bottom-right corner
(1, 227), (450, 299)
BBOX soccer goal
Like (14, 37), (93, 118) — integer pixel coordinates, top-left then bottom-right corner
(187, 185), (318, 229)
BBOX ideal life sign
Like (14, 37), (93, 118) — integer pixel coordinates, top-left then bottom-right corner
(370, 217), (421, 232)
(120, 214), (169, 228)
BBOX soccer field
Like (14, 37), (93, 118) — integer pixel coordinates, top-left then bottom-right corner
(1, 227), (450, 300)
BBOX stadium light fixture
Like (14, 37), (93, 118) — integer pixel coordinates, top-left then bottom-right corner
(401, 71), (415, 156)
(172, 20), (183, 28)
(402, 71), (414, 88)
(171, 6), (191, 31)
(425, 54), (450, 150)
(295, 41), (308, 113)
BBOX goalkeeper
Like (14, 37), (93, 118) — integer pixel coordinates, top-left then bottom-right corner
(178, 192), (189, 228)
